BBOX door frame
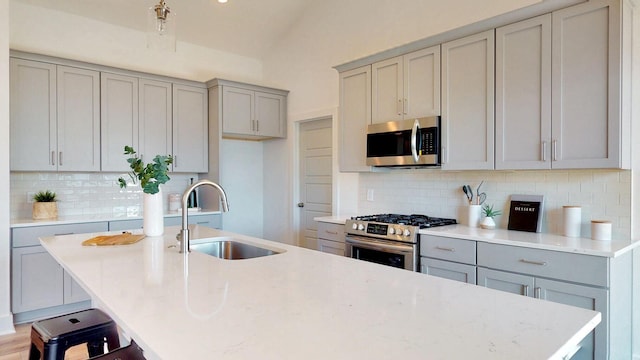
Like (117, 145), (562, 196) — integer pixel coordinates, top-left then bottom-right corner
(292, 109), (337, 247)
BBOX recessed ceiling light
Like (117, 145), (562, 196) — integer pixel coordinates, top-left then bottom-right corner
(218, 0), (228, 3)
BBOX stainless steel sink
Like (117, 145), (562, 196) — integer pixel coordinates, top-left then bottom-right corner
(190, 237), (284, 260)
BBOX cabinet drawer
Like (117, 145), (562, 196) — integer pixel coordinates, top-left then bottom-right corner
(420, 235), (476, 265)
(12, 222), (109, 247)
(317, 222), (345, 242)
(477, 242), (608, 287)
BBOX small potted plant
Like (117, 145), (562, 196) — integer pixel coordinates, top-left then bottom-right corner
(32, 190), (58, 220)
(480, 203), (502, 230)
(118, 145), (173, 236)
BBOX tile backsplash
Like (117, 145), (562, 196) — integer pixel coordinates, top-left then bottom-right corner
(11, 172), (200, 220)
(358, 169), (631, 238)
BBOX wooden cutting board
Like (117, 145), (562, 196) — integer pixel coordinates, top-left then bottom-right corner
(82, 232), (145, 246)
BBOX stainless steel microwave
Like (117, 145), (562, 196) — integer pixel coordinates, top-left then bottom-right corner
(366, 116), (440, 167)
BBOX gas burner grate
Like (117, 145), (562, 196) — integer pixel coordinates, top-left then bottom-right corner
(350, 214), (456, 228)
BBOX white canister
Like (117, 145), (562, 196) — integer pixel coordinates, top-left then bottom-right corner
(562, 206), (581, 237)
(467, 205), (482, 228)
(591, 220), (612, 241)
(168, 193), (181, 212)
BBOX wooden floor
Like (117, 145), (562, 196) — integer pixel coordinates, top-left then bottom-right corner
(0, 323), (88, 360)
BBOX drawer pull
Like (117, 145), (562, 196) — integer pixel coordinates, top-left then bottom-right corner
(325, 230), (338, 235)
(523, 284), (529, 297)
(54, 232), (74, 236)
(435, 246), (455, 252)
(534, 287), (542, 299)
(519, 259), (547, 266)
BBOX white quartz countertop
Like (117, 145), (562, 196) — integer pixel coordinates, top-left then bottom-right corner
(11, 210), (221, 228)
(41, 226), (600, 360)
(314, 216), (640, 258)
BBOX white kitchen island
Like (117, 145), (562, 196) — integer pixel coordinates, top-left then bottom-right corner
(40, 226), (600, 360)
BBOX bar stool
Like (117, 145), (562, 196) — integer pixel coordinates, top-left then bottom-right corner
(88, 340), (146, 360)
(29, 308), (120, 360)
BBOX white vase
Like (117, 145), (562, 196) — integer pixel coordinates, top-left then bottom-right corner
(143, 188), (164, 237)
(480, 216), (496, 230)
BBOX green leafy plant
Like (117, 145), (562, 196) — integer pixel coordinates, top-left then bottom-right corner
(482, 203), (502, 218)
(117, 146), (173, 195)
(33, 190), (57, 202)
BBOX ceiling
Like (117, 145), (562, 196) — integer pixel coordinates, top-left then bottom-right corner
(12, 0), (314, 59)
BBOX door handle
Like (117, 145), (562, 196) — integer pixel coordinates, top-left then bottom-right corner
(297, 202), (304, 208)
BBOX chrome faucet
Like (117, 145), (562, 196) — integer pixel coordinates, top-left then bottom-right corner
(178, 179), (229, 253)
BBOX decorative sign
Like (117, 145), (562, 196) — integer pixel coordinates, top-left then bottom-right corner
(508, 194), (544, 232)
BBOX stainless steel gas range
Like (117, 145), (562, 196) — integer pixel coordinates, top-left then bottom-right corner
(345, 214), (457, 271)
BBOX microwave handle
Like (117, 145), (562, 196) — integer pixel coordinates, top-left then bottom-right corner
(411, 119), (420, 162)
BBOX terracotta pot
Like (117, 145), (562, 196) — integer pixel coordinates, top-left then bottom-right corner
(32, 202), (58, 220)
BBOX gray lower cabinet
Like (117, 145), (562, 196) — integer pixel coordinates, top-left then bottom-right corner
(420, 235), (476, 284)
(477, 242), (631, 360)
(316, 222), (345, 256)
(11, 222), (109, 323)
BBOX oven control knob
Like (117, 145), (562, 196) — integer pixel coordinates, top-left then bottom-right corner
(403, 229), (411, 237)
(389, 227), (396, 235)
(352, 223), (358, 230)
(357, 223), (365, 231)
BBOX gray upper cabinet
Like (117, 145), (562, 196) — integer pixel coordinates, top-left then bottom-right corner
(10, 59), (100, 172)
(551, 0), (626, 169)
(172, 84), (208, 172)
(139, 78), (172, 165)
(100, 72), (139, 172)
(495, 15), (552, 170)
(371, 46), (440, 124)
(339, 65), (371, 172)
(441, 30), (495, 170)
(211, 79), (288, 140)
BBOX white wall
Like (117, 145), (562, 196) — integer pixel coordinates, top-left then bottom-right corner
(9, 1), (263, 83)
(1, 0), (14, 335)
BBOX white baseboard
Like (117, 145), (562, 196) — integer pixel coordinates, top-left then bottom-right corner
(0, 313), (15, 335)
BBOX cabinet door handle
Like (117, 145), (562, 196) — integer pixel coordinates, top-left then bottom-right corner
(552, 140), (558, 161)
(58, 152), (62, 166)
(441, 146), (446, 164)
(51, 151), (55, 166)
(519, 259), (547, 266)
(534, 287), (541, 299)
(403, 98), (408, 114)
(435, 246), (455, 252)
(541, 141), (547, 162)
(325, 230), (338, 235)
(54, 232), (73, 236)
(523, 284), (529, 297)
(397, 99), (402, 115)
(174, 155), (177, 168)
(256, 120), (259, 132)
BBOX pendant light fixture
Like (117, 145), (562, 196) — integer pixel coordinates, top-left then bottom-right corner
(147, 0), (176, 51)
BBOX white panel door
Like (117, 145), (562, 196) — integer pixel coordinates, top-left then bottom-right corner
(339, 65), (371, 172)
(495, 15), (552, 170)
(477, 267), (534, 296)
(441, 30), (495, 170)
(101, 72), (139, 172)
(372, 56), (403, 123)
(551, 0), (620, 168)
(298, 118), (333, 249)
(172, 84), (208, 172)
(63, 271), (90, 304)
(139, 79), (172, 164)
(9, 58), (57, 171)
(404, 45), (441, 118)
(56, 66), (100, 172)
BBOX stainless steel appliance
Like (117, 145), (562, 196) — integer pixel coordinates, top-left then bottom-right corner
(366, 116), (440, 167)
(345, 214), (456, 271)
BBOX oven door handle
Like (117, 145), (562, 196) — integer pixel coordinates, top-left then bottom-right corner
(410, 119), (420, 163)
(346, 236), (413, 254)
